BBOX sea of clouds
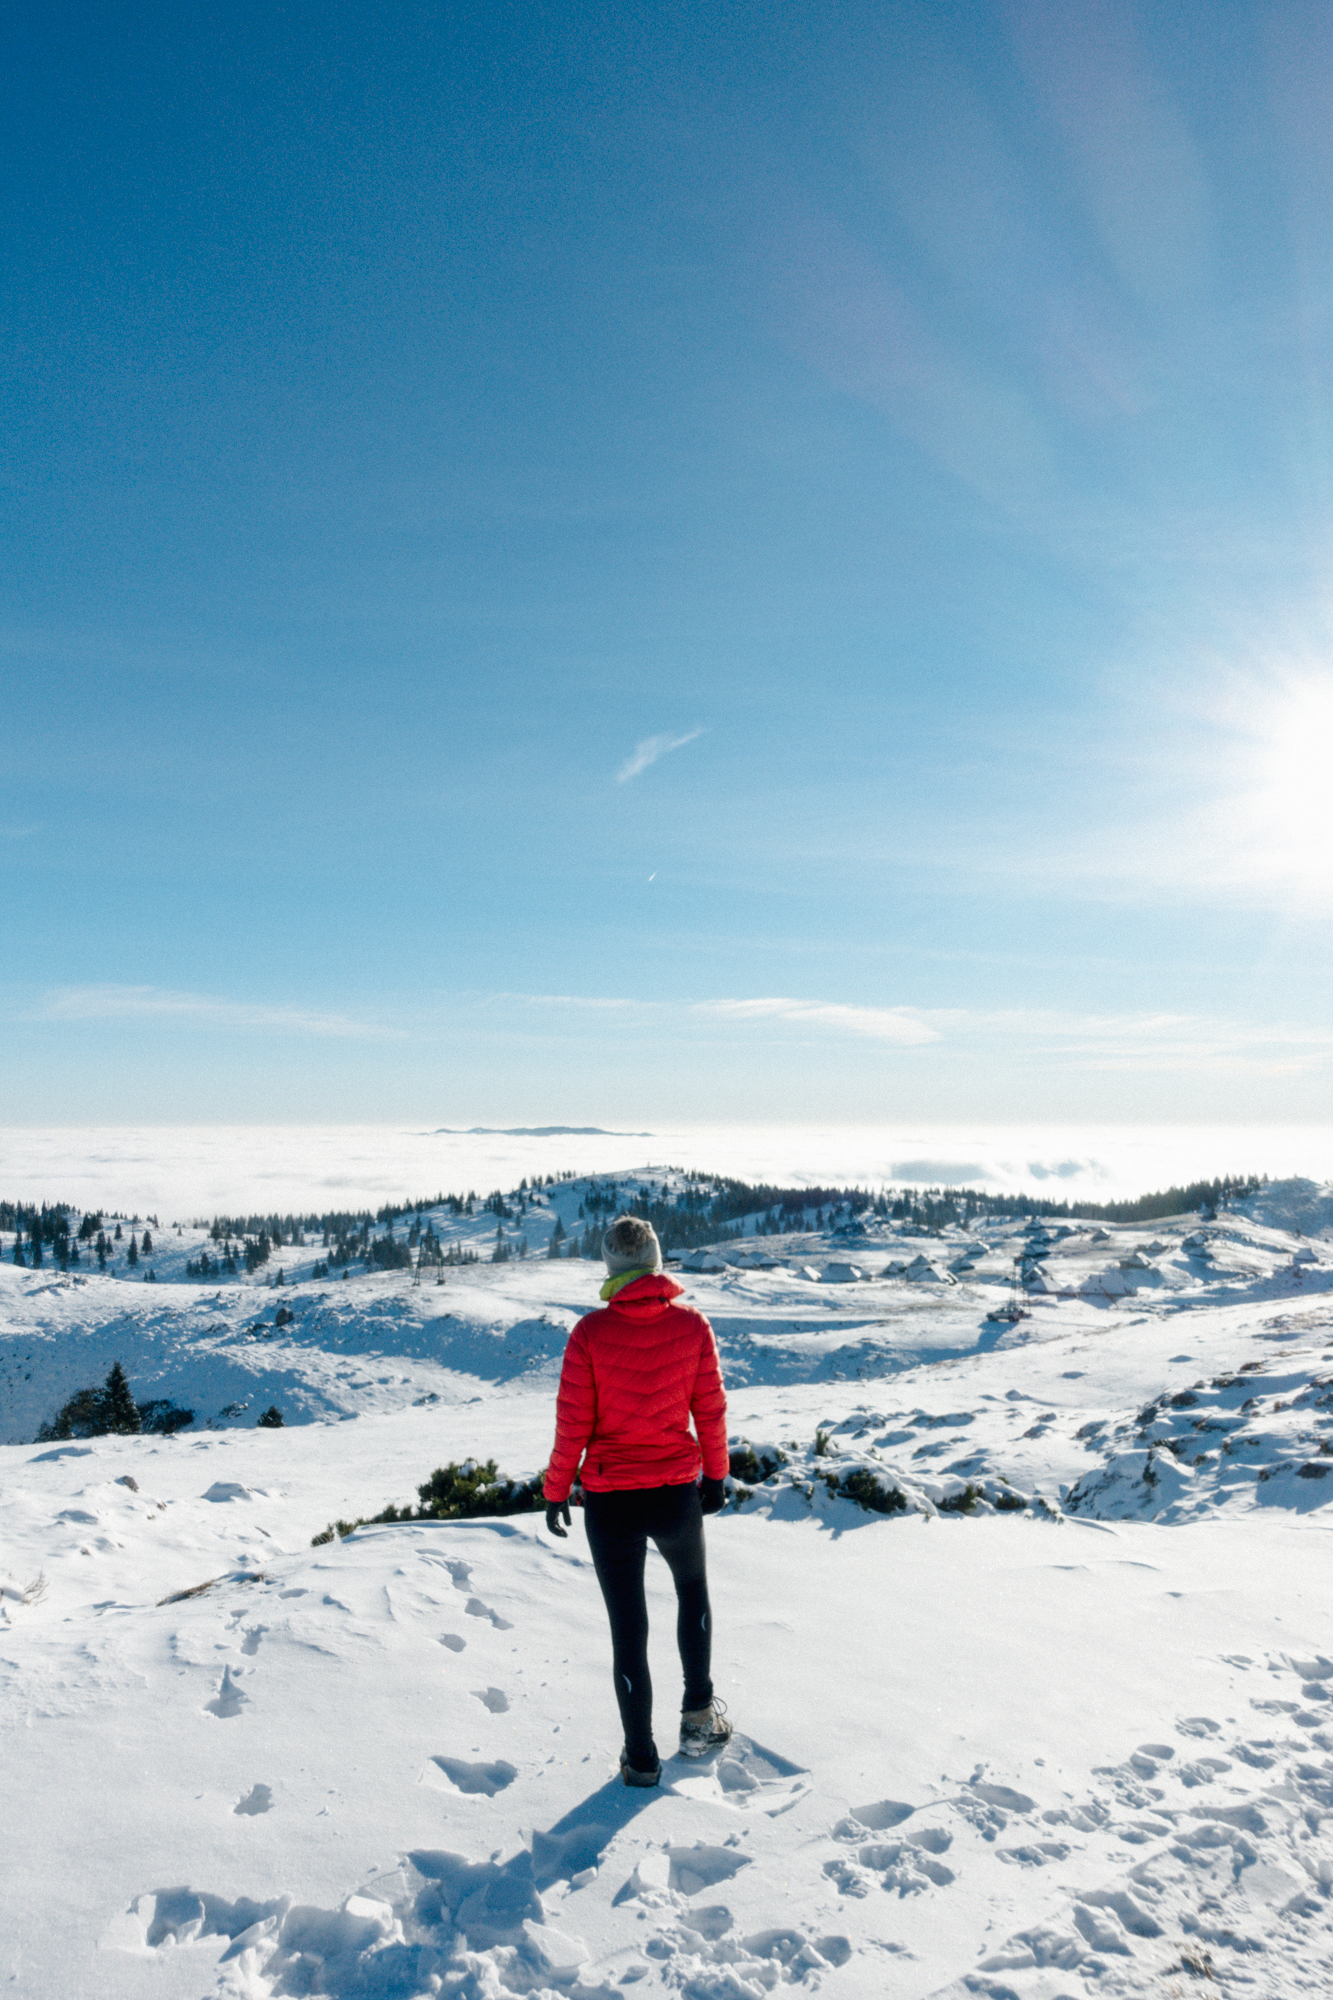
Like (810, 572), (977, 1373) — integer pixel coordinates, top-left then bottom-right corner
(1, 1121), (1332, 1218)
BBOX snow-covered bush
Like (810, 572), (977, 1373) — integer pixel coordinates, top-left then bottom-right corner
(311, 1458), (544, 1545)
(828, 1466), (908, 1515)
(728, 1441), (788, 1483)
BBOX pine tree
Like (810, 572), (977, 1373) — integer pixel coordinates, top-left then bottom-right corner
(103, 1362), (140, 1434)
(547, 1217), (566, 1259)
(114, 1222), (122, 1241)
(141, 1229), (153, 1256)
(127, 1235), (139, 1268)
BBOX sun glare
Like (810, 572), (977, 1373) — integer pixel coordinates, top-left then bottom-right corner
(1234, 674), (1333, 894)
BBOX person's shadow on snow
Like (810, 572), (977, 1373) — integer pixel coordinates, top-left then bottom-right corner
(410, 1771), (660, 1947)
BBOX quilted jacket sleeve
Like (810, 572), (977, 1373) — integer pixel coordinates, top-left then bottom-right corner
(690, 1317), (729, 1480)
(544, 1321), (596, 1504)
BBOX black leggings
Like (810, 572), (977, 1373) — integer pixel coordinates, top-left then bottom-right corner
(582, 1482), (714, 1767)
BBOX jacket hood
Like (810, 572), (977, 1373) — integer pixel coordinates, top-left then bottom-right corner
(599, 1271), (684, 1311)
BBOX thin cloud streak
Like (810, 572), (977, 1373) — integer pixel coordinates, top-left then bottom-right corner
(509, 992), (938, 1045)
(694, 997), (940, 1045)
(41, 985), (400, 1040)
(616, 728), (705, 784)
(506, 991), (1333, 1073)
(924, 1005), (1333, 1074)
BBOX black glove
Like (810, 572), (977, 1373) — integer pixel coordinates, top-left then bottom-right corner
(700, 1477), (725, 1516)
(545, 1500), (572, 1538)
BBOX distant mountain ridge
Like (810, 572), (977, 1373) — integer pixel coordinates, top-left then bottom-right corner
(431, 1126), (653, 1138)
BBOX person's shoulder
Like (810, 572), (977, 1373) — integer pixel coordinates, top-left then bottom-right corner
(665, 1299), (713, 1335)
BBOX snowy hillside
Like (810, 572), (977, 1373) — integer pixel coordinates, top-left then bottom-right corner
(4, 1167), (1333, 1996)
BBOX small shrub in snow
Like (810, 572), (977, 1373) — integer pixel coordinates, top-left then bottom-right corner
(36, 1361), (144, 1441)
(416, 1459), (542, 1519)
(137, 1398), (194, 1436)
(257, 1407), (284, 1428)
(36, 1386), (109, 1441)
(831, 1468), (908, 1515)
(938, 1484), (983, 1515)
(311, 1458), (544, 1545)
(728, 1443), (788, 1483)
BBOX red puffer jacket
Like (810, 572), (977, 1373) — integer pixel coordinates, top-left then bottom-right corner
(544, 1274), (728, 1502)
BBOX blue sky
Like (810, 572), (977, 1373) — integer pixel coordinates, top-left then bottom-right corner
(4, 0), (1333, 1125)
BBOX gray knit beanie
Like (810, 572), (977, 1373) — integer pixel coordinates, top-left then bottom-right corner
(602, 1214), (663, 1276)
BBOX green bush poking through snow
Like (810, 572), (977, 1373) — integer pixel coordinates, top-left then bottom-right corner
(311, 1458), (544, 1545)
(415, 1459), (543, 1519)
(824, 1467), (909, 1515)
(36, 1362), (192, 1440)
(728, 1442), (788, 1483)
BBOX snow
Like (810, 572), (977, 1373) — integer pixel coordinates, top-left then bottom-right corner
(1239, 1177), (1333, 1240)
(5, 1152), (1333, 1995)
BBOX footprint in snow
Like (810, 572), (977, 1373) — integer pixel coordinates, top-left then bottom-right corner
(863, 1837), (956, 1893)
(668, 1734), (809, 1815)
(426, 1754), (517, 1796)
(234, 1784), (273, 1816)
(606, 1903), (854, 1989)
(617, 1843), (751, 1902)
(1176, 1755), (1232, 1786)
(969, 1781), (1037, 1812)
(945, 1779), (1036, 1843)
(420, 1554), (516, 1628)
(464, 1596), (514, 1629)
(833, 1798), (915, 1835)
(422, 1555), (473, 1592)
(471, 1686), (509, 1712)
(972, 1671), (1333, 1995)
(205, 1666), (247, 1718)
(438, 1632), (466, 1652)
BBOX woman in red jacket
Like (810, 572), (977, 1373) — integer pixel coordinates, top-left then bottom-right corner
(544, 1213), (733, 1786)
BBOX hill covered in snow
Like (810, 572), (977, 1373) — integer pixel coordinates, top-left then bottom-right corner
(4, 1165), (1333, 1997)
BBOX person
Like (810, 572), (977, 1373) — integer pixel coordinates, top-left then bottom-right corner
(543, 1213), (733, 1786)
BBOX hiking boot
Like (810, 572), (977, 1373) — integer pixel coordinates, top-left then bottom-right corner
(679, 1699), (731, 1759)
(620, 1748), (661, 1788)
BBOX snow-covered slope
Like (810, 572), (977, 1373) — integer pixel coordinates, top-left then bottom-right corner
(4, 1170), (1333, 1996)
